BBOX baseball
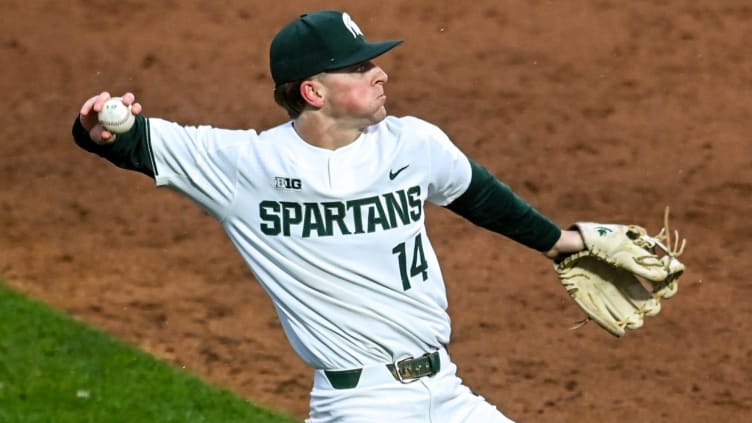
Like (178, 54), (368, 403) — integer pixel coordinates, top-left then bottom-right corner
(98, 97), (135, 134)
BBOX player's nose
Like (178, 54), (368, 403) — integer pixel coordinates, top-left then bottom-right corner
(373, 65), (388, 84)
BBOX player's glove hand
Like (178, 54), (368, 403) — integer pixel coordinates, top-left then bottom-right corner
(554, 208), (686, 337)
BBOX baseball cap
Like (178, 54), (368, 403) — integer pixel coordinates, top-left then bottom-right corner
(270, 10), (403, 86)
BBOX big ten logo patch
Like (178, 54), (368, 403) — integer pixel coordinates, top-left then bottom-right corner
(274, 177), (302, 191)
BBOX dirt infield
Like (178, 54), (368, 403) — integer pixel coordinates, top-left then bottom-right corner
(2, 0), (750, 421)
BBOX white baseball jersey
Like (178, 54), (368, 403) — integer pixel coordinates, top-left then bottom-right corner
(147, 115), (472, 370)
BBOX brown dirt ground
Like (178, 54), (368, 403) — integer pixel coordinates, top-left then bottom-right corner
(2, 0), (751, 421)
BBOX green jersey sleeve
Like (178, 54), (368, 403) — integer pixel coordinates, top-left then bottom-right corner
(72, 115), (156, 178)
(445, 159), (561, 252)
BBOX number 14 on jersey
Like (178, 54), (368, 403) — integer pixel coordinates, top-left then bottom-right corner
(392, 234), (428, 290)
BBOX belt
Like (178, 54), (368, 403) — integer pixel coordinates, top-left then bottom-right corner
(323, 351), (441, 389)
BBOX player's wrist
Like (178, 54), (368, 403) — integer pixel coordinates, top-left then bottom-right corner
(545, 229), (585, 259)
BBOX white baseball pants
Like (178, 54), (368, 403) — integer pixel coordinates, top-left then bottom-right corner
(306, 348), (515, 423)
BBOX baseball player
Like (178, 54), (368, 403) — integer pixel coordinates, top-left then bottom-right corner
(73, 10), (585, 422)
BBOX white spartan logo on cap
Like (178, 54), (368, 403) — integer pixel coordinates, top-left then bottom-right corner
(342, 13), (364, 38)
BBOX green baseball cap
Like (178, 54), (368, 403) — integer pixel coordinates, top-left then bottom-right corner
(270, 10), (403, 86)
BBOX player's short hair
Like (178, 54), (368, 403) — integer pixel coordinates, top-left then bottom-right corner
(273, 81), (308, 119)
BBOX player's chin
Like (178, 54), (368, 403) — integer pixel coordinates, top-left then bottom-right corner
(375, 102), (388, 117)
(370, 108), (388, 125)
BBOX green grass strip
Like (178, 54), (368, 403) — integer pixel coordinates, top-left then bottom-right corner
(0, 282), (299, 423)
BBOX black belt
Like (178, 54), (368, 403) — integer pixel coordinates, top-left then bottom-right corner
(324, 351), (441, 389)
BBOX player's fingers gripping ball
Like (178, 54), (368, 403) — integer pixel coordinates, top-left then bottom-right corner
(98, 97), (135, 134)
(555, 207), (686, 337)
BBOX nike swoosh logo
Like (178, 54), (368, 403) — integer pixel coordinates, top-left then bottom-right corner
(389, 165), (410, 180)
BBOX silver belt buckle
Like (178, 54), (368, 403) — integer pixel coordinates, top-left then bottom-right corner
(393, 355), (419, 384)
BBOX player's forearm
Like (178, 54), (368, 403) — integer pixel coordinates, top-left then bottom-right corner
(72, 115), (156, 177)
(446, 159), (561, 252)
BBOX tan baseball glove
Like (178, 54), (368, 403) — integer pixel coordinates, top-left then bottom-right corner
(555, 208), (686, 337)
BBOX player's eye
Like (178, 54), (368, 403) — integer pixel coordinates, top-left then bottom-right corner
(351, 62), (375, 73)
(327, 61), (375, 74)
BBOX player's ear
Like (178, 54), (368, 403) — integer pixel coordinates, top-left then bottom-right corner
(300, 79), (325, 108)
